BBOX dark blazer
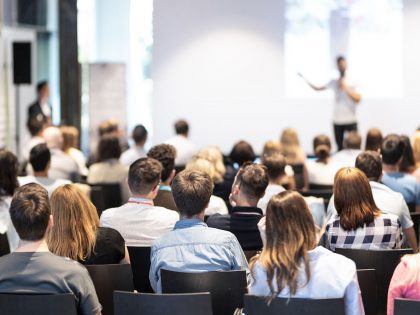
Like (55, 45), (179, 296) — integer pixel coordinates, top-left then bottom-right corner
(28, 100), (52, 121)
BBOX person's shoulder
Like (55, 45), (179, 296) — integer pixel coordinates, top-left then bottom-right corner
(206, 213), (230, 226)
(313, 246), (357, 271)
(153, 205), (179, 217)
(100, 206), (120, 221)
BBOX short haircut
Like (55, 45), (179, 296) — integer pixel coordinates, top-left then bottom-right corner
(381, 134), (405, 165)
(261, 154), (286, 180)
(30, 143), (51, 172)
(147, 144), (176, 182)
(171, 170), (213, 217)
(132, 125), (148, 144)
(128, 157), (162, 195)
(365, 128), (383, 151)
(234, 162), (269, 199)
(36, 80), (48, 94)
(229, 141), (256, 166)
(355, 151), (382, 181)
(97, 134), (121, 162)
(343, 131), (362, 150)
(313, 134), (331, 161)
(336, 55), (345, 64)
(174, 120), (189, 135)
(0, 150), (19, 199)
(27, 116), (47, 136)
(10, 183), (51, 241)
(98, 120), (119, 137)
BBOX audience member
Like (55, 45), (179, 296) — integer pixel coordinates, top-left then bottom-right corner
(147, 144), (178, 211)
(120, 124), (148, 166)
(400, 135), (420, 182)
(326, 167), (403, 251)
(149, 170), (248, 292)
(61, 126), (88, 177)
(23, 116), (46, 161)
(413, 131), (420, 168)
(250, 191), (364, 315)
(332, 131), (362, 167)
(365, 128), (383, 152)
(229, 140), (256, 169)
(100, 157), (179, 247)
(87, 134), (130, 202)
(0, 150), (20, 252)
(165, 119), (196, 167)
(381, 134), (420, 211)
(207, 162), (268, 250)
(48, 184), (129, 265)
(19, 144), (71, 196)
(185, 157), (228, 215)
(0, 183), (101, 315)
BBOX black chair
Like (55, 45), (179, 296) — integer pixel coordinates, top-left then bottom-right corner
(127, 246), (154, 293)
(394, 298), (420, 315)
(0, 293), (77, 315)
(335, 248), (413, 315)
(161, 269), (247, 315)
(291, 164), (305, 190)
(309, 184), (333, 190)
(300, 189), (333, 210)
(410, 212), (420, 242)
(407, 203), (416, 213)
(85, 264), (134, 315)
(90, 183), (122, 216)
(244, 250), (258, 262)
(243, 294), (345, 315)
(0, 233), (10, 257)
(114, 291), (213, 315)
(357, 269), (377, 315)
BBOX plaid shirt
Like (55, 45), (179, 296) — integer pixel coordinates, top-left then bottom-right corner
(326, 213), (403, 251)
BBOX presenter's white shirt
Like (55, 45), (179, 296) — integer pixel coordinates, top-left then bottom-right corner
(328, 78), (358, 124)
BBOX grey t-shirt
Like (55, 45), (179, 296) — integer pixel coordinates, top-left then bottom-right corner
(0, 252), (101, 315)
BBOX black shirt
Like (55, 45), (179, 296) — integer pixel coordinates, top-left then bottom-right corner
(206, 206), (263, 251)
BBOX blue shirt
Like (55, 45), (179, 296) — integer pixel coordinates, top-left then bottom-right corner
(149, 219), (249, 293)
(381, 172), (420, 205)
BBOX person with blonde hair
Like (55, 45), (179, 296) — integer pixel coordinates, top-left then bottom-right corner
(197, 146), (226, 184)
(185, 157), (228, 216)
(250, 191), (364, 315)
(326, 167), (403, 251)
(60, 125), (88, 177)
(48, 184), (129, 264)
(413, 131), (420, 168)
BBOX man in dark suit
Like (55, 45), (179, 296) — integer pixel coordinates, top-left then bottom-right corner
(28, 81), (52, 125)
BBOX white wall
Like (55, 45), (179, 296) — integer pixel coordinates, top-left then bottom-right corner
(152, 0), (420, 154)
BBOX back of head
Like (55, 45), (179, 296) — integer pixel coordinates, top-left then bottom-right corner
(43, 126), (63, 150)
(313, 134), (331, 162)
(171, 170), (213, 217)
(174, 119), (189, 135)
(98, 120), (119, 137)
(262, 140), (282, 157)
(196, 146), (226, 183)
(399, 135), (416, 173)
(132, 125), (148, 145)
(96, 134), (121, 162)
(355, 151), (382, 182)
(27, 116), (47, 137)
(365, 128), (383, 151)
(30, 143), (51, 172)
(60, 126), (79, 152)
(36, 80), (48, 95)
(147, 144), (176, 182)
(343, 131), (362, 150)
(229, 140), (256, 167)
(10, 183), (50, 241)
(186, 158), (216, 183)
(261, 153), (286, 181)
(128, 157), (162, 195)
(252, 190), (316, 298)
(280, 128), (302, 159)
(333, 167), (379, 231)
(0, 150), (19, 199)
(235, 162), (269, 200)
(413, 131), (420, 167)
(381, 134), (405, 165)
(48, 184), (98, 261)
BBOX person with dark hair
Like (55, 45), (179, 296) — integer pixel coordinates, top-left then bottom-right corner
(28, 81), (52, 125)
(120, 124), (148, 166)
(149, 170), (248, 293)
(229, 140), (256, 168)
(400, 135), (418, 177)
(381, 134), (420, 211)
(327, 151), (418, 252)
(23, 116), (47, 161)
(0, 183), (101, 315)
(332, 131), (362, 168)
(100, 157), (178, 247)
(365, 128), (383, 152)
(165, 119), (196, 167)
(147, 144), (178, 211)
(300, 56), (361, 150)
(207, 163), (269, 251)
(87, 134), (130, 201)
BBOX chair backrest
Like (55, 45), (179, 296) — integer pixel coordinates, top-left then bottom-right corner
(291, 164), (305, 190)
(309, 184), (333, 190)
(244, 250), (258, 263)
(357, 269), (377, 315)
(161, 269), (247, 315)
(127, 246), (154, 293)
(243, 294), (345, 315)
(335, 248), (412, 315)
(0, 233), (10, 257)
(90, 183), (122, 216)
(410, 212), (420, 242)
(394, 298), (420, 315)
(85, 264), (134, 315)
(407, 203), (416, 213)
(114, 291), (213, 315)
(0, 293), (77, 315)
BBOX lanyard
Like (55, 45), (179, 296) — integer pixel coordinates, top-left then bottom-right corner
(127, 198), (153, 206)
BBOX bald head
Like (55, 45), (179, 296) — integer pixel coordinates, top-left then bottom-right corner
(43, 126), (63, 150)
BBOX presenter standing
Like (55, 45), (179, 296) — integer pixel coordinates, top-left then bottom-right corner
(300, 56), (361, 151)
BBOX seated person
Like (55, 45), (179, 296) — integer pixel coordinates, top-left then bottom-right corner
(149, 170), (248, 293)
(331, 131), (362, 168)
(381, 134), (420, 212)
(22, 116), (46, 162)
(100, 157), (179, 247)
(147, 144), (178, 211)
(207, 162), (269, 251)
(326, 167), (402, 251)
(165, 119), (196, 167)
(47, 184), (130, 265)
(120, 124), (148, 167)
(365, 128), (383, 152)
(19, 143), (71, 196)
(0, 183), (101, 315)
(250, 191), (364, 315)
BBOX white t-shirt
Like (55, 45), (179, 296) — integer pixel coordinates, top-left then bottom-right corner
(257, 184), (286, 215)
(204, 195), (229, 216)
(331, 149), (362, 169)
(165, 135), (196, 166)
(0, 197), (19, 252)
(327, 78), (358, 124)
(306, 160), (340, 186)
(120, 146), (147, 167)
(18, 176), (71, 196)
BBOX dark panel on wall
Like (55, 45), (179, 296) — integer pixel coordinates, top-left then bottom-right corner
(12, 42), (32, 84)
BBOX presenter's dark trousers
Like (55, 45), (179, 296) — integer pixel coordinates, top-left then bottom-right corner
(334, 122), (358, 151)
